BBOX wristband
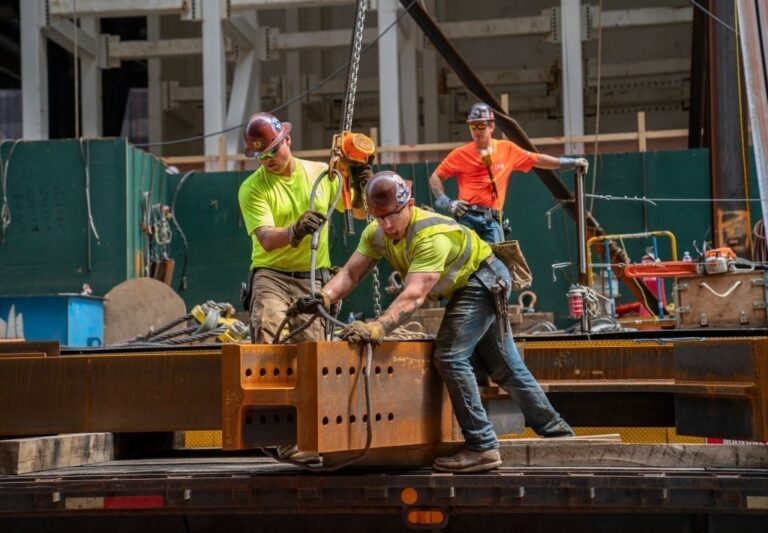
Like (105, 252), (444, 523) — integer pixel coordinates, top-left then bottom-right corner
(559, 157), (578, 169)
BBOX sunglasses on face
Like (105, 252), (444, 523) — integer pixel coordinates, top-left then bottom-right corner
(468, 123), (490, 131)
(374, 203), (408, 223)
(256, 140), (283, 160)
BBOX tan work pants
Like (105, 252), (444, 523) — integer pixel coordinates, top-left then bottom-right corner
(249, 269), (327, 343)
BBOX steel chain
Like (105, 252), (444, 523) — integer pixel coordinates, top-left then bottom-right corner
(341, 0), (368, 132)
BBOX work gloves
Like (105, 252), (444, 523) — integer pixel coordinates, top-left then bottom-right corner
(290, 291), (332, 316)
(435, 194), (470, 218)
(289, 210), (326, 247)
(339, 320), (385, 345)
(350, 162), (373, 209)
(559, 157), (589, 175)
(449, 200), (470, 217)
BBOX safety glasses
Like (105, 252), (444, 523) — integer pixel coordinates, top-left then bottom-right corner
(256, 140), (283, 160)
(374, 202), (408, 223)
(468, 123), (490, 131)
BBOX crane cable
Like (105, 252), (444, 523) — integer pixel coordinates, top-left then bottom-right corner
(269, 0), (376, 473)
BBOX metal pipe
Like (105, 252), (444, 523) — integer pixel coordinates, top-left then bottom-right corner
(575, 168), (589, 333)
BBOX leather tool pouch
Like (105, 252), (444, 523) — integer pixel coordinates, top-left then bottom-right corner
(490, 240), (533, 291)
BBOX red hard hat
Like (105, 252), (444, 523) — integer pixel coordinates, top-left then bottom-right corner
(365, 171), (412, 217)
(243, 112), (292, 157)
(466, 102), (495, 123)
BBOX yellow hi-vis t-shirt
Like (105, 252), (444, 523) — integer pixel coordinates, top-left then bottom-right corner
(356, 207), (493, 300)
(238, 158), (339, 271)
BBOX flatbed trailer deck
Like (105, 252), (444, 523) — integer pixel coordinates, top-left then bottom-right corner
(0, 453), (767, 532)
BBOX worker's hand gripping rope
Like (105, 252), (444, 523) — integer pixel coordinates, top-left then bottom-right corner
(289, 210), (327, 247)
(338, 320), (385, 345)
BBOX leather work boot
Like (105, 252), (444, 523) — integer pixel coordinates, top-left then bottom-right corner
(276, 444), (321, 465)
(433, 448), (502, 473)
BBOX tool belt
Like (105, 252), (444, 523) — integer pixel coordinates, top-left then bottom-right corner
(490, 240), (533, 291)
(464, 205), (502, 223)
(240, 267), (330, 312)
(255, 267), (330, 281)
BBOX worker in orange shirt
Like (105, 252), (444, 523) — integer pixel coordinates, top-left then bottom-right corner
(429, 103), (589, 243)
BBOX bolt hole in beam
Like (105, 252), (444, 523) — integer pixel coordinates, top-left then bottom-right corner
(349, 367), (356, 375)
(387, 366), (394, 374)
(322, 367), (329, 375)
(350, 415), (356, 423)
(273, 368), (280, 376)
(287, 367), (294, 376)
(322, 416), (329, 425)
(259, 368), (267, 377)
(375, 413), (382, 422)
(335, 367), (343, 376)
(336, 415), (343, 424)
(245, 368), (252, 377)
(375, 366), (381, 375)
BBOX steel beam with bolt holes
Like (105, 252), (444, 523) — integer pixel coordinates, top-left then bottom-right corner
(0, 337), (767, 447)
(220, 341), (451, 453)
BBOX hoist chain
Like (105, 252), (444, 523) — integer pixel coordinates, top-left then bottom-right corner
(340, 0), (368, 132)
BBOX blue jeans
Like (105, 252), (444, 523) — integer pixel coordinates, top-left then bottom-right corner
(433, 257), (573, 450)
(456, 212), (504, 244)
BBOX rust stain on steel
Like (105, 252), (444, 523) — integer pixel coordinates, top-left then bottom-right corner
(221, 341), (444, 452)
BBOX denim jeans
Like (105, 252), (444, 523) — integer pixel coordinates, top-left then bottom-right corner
(433, 256), (573, 450)
(456, 212), (504, 244)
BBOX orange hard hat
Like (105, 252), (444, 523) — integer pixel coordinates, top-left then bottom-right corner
(365, 171), (412, 217)
(243, 112), (292, 157)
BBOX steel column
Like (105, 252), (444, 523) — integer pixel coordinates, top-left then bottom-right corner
(737, 0), (768, 227)
(708, 0), (753, 257)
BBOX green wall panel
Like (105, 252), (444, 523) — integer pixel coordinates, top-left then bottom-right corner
(2, 142), (761, 329)
(0, 139), (165, 297)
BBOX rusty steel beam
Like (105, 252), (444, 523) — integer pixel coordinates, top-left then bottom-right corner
(221, 341), (449, 452)
(0, 350), (222, 436)
(0, 338), (766, 444)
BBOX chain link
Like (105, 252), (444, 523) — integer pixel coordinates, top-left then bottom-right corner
(371, 265), (382, 318)
(341, 0), (368, 132)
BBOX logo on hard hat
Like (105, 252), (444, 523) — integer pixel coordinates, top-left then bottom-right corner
(253, 140), (262, 149)
(270, 117), (282, 131)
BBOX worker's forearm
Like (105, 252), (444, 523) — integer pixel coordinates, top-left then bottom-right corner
(377, 287), (427, 333)
(254, 226), (291, 251)
(323, 256), (377, 302)
(429, 173), (446, 199)
(534, 154), (562, 170)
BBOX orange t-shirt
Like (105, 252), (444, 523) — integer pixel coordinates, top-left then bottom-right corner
(435, 139), (539, 210)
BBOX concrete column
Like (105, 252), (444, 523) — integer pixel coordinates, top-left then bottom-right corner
(202, 0), (227, 170)
(21, 0), (48, 139)
(225, 10), (261, 168)
(399, 16), (418, 145)
(79, 17), (102, 138)
(378, 0), (400, 161)
(285, 8), (302, 147)
(560, 0), (584, 154)
(147, 15), (163, 154)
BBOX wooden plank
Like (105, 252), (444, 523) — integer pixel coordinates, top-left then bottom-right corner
(0, 433), (113, 475)
(498, 441), (768, 468)
(0, 340), (59, 357)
